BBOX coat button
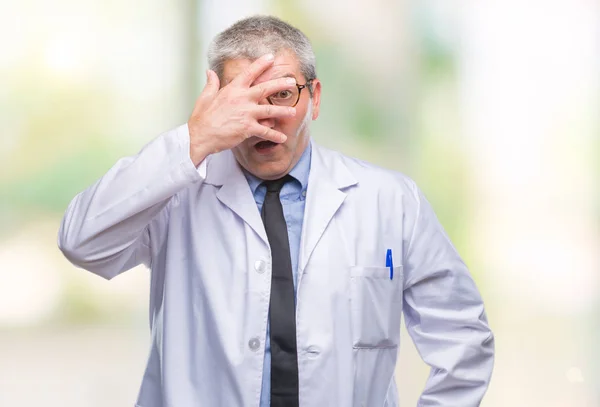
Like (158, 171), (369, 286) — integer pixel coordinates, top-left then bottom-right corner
(248, 337), (261, 351)
(254, 260), (267, 274)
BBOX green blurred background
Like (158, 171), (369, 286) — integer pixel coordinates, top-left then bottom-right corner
(0, 0), (598, 405)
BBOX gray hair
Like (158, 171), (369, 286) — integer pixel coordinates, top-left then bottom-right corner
(207, 15), (317, 88)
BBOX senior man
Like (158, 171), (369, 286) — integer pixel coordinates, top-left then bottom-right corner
(59, 15), (494, 407)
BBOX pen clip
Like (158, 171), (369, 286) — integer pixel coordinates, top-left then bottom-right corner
(386, 249), (393, 280)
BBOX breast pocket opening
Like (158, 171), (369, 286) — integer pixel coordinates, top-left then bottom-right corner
(350, 265), (404, 349)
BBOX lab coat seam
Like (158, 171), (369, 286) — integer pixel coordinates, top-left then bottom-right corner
(257, 256), (271, 407)
(404, 179), (421, 261)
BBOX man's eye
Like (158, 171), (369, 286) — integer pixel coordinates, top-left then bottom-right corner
(272, 90), (293, 99)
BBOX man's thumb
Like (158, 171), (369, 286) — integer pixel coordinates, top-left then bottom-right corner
(203, 69), (220, 97)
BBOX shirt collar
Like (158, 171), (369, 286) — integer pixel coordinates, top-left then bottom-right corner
(243, 142), (312, 194)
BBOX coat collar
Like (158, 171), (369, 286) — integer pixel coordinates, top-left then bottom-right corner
(203, 140), (356, 189)
(299, 139), (357, 271)
(203, 140), (358, 264)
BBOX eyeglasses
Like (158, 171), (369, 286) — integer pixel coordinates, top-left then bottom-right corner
(266, 79), (313, 107)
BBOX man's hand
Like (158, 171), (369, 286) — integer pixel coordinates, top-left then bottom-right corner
(187, 53), (298, 166)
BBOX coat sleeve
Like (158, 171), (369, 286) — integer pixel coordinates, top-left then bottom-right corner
(58, 123), (206, 280)
(401, 180), (494, 406)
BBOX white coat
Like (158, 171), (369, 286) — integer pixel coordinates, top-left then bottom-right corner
(58, 124), (494, 407)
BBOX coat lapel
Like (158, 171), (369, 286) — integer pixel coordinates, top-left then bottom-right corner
(202, 143), (358, 262)
(299, 141), (358, 273)
(203, 150), (268, 245)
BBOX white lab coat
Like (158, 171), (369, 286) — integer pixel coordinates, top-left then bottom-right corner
(58, 124), (494, 407)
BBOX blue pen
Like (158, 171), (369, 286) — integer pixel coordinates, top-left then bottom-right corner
(386, 249), (393, 280)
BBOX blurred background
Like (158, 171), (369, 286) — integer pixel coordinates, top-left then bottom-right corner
(0, 0), (598, 405)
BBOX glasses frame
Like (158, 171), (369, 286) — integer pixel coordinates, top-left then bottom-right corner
(266, 79), (314, 107)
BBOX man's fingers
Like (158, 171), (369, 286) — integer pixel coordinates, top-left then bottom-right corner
(249, 77), (297, 101)
(201, 69), (220, 98)
(251, 105), (296, 120)
(250, 124), (287, 144)
(232, 54), (275, 87)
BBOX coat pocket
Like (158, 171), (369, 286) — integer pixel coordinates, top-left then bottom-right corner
(350, 265), (404, 348)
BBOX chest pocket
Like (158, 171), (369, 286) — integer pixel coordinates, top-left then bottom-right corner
(350, 265), (404, 348)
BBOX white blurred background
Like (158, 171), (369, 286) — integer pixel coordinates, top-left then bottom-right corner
(0, 0), (598, 405)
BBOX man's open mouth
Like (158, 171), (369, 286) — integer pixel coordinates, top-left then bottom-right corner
(254, 140), (278, 151)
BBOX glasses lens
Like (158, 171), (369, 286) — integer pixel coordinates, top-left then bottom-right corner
(268, 87), (300, 106)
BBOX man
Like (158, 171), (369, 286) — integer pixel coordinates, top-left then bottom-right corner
(58, 15), (494, 407)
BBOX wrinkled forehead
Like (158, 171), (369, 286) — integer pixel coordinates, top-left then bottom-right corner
(221, 50), (303, 86)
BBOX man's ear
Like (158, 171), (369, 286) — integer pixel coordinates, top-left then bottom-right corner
(310, 79), (322, 120)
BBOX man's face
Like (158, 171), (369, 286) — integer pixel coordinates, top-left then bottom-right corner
(221, 50), (322, 180)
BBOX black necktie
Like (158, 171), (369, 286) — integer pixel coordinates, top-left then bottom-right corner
(261, 176), (299, 407)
